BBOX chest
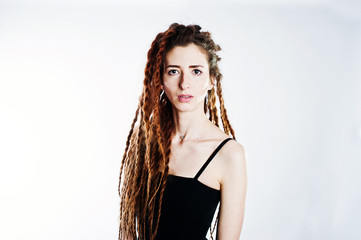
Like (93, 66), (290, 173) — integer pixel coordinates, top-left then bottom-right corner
(167, 142), (220, 179)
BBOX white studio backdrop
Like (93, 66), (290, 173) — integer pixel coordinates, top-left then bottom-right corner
(0, 0), (360, 239)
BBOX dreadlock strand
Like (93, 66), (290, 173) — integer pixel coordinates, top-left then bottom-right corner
(119, 92), (144, 238)
(209, 209), (220, 240)
(152, 105), (173, 240)
(209, 88), (219, 127)
(145, 28), (178, 240)
(118, 100), (141, 196)
(216, 74), (236, 139)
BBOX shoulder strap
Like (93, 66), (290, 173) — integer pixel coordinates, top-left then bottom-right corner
(194, 138), (233, 180)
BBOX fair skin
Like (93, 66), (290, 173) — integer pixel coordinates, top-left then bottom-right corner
(161, 43), (248, 239)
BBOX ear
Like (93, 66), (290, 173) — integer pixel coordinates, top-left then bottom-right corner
(160, 84), (164, 90)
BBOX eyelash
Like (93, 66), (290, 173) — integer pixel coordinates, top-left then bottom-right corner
(167, 69), (202, 75)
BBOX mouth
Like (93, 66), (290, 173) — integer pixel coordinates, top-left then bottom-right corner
(179, 95), (193, 98)
(178, 94), (193, 102)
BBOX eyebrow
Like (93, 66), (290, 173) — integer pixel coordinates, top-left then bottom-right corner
(165, 65), (205, 69)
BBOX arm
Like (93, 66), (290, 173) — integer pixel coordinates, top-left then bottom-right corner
(216, 142), (248, 240)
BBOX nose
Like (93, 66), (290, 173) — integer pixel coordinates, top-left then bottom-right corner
(179, 72), (190, 90)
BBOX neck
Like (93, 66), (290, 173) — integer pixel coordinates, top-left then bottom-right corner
(172, 109), (209, 142)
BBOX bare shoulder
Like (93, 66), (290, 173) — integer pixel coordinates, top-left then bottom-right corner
(219, 139), (247, 166)
(218, 139), (247, 185)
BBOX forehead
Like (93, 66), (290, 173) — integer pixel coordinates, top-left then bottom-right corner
(164, 43), (209, 66)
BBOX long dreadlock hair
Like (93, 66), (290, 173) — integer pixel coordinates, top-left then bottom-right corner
(118, 23), (236, 240)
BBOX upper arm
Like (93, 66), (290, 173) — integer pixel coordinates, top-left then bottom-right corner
(216, 142), (248, 240)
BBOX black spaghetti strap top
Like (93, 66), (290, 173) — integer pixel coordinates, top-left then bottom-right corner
(143, 137), (233, 240)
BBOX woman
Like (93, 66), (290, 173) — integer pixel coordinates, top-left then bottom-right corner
(118, 23), (247, 240)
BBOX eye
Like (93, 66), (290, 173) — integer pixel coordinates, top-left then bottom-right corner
(168, 69), (179, 75)
(193, 69), (202, 75)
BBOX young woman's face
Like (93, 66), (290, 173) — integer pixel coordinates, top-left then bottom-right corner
(162, 43), (214, 113)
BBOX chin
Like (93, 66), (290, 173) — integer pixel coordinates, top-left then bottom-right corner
(171, 102), (203, 113)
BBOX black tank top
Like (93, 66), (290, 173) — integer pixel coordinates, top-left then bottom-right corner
(143, 137), (233, 240)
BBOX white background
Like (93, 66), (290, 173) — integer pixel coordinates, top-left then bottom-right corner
(0, 0), (360, 239)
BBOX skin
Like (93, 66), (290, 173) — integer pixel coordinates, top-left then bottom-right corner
(161, 43), (248, 239)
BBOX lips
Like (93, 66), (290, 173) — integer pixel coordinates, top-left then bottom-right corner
(178, 94), (193, 103)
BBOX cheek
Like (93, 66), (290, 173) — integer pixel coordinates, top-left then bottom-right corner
(196, 78), (212, 91)
(162, 81), (174, 93)
(162, 76), (175, 87)
(162, 82), (175, 99)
